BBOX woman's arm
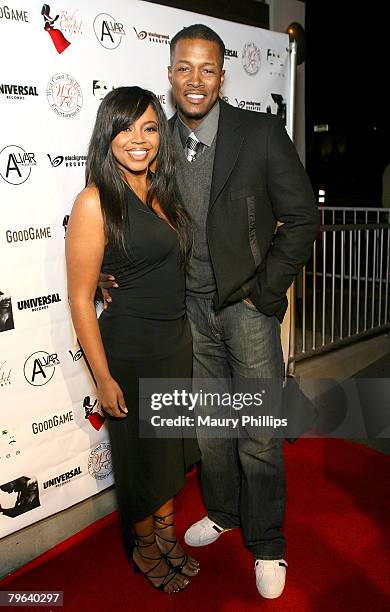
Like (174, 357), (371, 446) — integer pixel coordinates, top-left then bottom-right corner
(65, 187), (127, 418)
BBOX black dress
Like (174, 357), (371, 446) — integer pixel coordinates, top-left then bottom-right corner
(98, 187), (199, 549)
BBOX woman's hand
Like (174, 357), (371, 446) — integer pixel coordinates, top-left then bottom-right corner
(97, 377), (128, 418)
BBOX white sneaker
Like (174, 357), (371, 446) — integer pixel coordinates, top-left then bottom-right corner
(254, 559), (287, 599)
(184, 516), (233, 547)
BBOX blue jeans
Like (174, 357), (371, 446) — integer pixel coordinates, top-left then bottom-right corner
(186, 295), (285, 559)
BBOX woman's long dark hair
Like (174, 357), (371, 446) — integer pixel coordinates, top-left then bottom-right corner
(86, 86), (190, 259)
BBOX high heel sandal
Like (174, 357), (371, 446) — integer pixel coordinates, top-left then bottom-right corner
(154, 512), (200, 576)
(132, 531), (189, 593)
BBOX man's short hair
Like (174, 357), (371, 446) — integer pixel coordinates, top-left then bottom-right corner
(170, 24), (225, 68)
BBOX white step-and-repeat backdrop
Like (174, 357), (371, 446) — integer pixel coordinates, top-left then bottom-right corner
(0, 0), (290, 538)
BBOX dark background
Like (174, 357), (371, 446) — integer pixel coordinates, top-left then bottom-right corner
(305, 2), (389, 206)
(148, 0), (389, 206)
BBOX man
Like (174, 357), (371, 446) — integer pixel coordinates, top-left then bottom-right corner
(101, 24), (319, 599)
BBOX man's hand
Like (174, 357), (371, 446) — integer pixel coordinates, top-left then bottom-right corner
(98, 273), (118, 310)
(243, 296), (255, 306)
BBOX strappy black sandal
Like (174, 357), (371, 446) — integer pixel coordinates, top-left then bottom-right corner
(132, 530), (189, 593)
(154, 512), (200, 577)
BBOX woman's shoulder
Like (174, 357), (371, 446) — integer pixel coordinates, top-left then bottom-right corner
(72, 184), (103, 217)
(75, 184), (100, 207)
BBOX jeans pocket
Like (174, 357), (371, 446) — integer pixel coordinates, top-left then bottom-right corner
(241, 298), (259, 312)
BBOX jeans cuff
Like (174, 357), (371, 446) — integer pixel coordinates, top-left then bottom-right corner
(254, 553), (286, 560)
(207, 513), (240, 530)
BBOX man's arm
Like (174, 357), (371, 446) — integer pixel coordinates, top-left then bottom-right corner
(250, 118), (320, 321)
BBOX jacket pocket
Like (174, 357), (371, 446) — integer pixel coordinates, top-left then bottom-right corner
(247, 196), (261, 266)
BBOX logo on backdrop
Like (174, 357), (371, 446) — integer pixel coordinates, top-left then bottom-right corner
(83, 396), (106, 431)
(32, 410), (74, 436)
(242, 42), (261, 76)
(5, 226), (52, 245)
(266, 48), (287, 78)
(62, 215), (69, 235)
(133, 27), (170, 45)
(23, 351), (60, 386)
(0, 145), (36, 185)
(47, 153), (86, 167)
(17, 292), (61, 313)
(46, 73), (83, 118)
(0, 476), (40, 518)
(0, 427), (21, 461)
(57, 8), (82, 37)
(0, 361), (11, 388)
(93, 13), (125, 49)
(0, 6), (29, 22)
(43, 466), (82, 489)
(41, 3), (70, 54)
(224, 48), (238, 60)
(0, 83), (38, 101)
(93, 80), (114, 101)
(88, 442), (112, 479)
(235, 99), (261, 112)
(0, 290), (15, 333)
(69, 347), (83, 362)
(266, 93), (287, 124)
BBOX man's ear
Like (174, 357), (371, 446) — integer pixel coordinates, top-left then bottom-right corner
(168, 65), (173, 84)
(220, 69), (225, 90)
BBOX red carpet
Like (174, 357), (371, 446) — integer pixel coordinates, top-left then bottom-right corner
(2, 439), (390, 611)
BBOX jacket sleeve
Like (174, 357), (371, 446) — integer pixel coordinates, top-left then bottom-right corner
(250, 117), (320, 321)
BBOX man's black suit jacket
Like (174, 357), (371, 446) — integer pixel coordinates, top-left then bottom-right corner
(169, 99), (319, 322)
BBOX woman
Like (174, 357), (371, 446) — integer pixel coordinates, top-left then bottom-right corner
(66, 86), (199, 593)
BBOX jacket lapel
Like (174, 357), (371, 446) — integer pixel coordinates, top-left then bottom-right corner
(209, 100), (245, 208)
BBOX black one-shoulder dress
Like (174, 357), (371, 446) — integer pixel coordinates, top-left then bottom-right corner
(98, 187), (199, 550)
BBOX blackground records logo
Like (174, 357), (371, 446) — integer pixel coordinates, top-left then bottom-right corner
(93, 13), (126, 49)
(133, 27), (170, 45)
(88, 442), (112, 479)
(0, 145), (36, 185)
(23, 351), (60, 386)
(235, 98), (262, 112)
(0, 83), (38, 101)
(46, 73), (83, 118)
(47, 153), (86, 167)
(0, 476), (40, 518)
(69, 347), (83, 362)
(242, 42), (261, 75)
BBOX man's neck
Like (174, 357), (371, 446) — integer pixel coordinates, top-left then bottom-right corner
(177, 100), (219, 131)
(177, 111), (204, 131)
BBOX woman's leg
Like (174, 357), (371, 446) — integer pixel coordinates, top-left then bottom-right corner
(133, 513), (190, 593)
(154, 499), (200, 576)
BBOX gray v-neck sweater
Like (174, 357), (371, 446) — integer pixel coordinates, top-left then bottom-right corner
(173, 123), (217, 296)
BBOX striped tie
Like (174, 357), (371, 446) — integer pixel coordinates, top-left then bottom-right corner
(185, 133), (201, 163)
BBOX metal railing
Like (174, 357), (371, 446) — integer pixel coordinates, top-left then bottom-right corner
(288, 206), (390, 373)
